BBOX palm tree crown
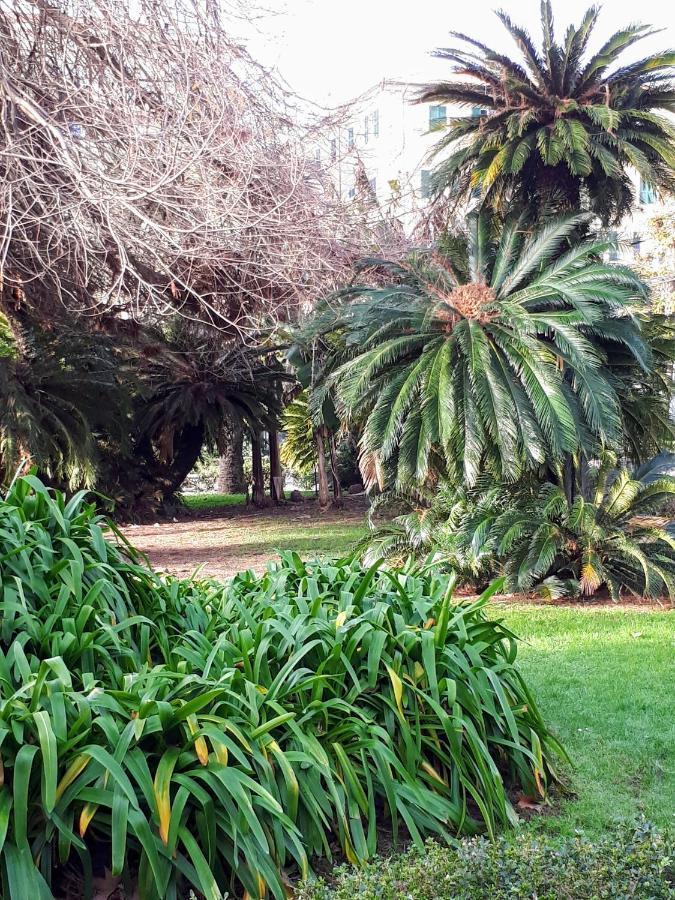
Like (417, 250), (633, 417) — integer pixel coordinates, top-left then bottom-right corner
(419, 2), (675, 223)
(325, 213), (652, 489)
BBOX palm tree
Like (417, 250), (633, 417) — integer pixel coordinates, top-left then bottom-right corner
(324, 212), (654, 490)
(134, 331), (286, 498)
(419, 2), (675, 224)
(458, 452), (675, 599)
(0, 316), (128, 488)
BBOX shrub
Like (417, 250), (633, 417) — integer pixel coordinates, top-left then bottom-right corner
(363, 454), (675, 600)
(0, 476), (564, 898)
(459, 454), (675, 599)
(298, 822), (674, 899)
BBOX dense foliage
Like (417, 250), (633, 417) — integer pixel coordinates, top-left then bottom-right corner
(363, 453), (675, 600)
(319, 212), (663, 489)
(458, 453), (675, 598)
(0, 313), (284, 513)
(420, 2), (675, 224)
(0, 476), (563, 898)
(299, 822), (675, 900)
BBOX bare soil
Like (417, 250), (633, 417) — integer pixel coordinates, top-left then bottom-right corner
(122, 496), (369, 579)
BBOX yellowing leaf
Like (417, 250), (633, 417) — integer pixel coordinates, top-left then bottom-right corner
(210, 736), (229, 766)
(79, 801), (98, 837)
(154, 748), (180, 846)
(187, 714), (209, 766)
(386, 664), (404, 716)
(421, 760), (448, 786)
(335, 611), (348, 628)
(56, 753), (91, 802)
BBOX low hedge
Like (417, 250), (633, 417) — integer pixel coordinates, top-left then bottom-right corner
(299, 822), (674, 900)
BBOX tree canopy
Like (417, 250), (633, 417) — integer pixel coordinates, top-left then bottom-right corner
(419, 1), (675, 223)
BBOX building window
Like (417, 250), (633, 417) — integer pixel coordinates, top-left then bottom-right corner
(632, 231), (642, 256)
(348, 187), (355, 199)
(368, 177), (376, 193)
(471, 106), (488, 118)
(640, 179), (656, 204)
(608, 230), (619, 261)
(429, 105), (447, 129)
(347, 127), (354, 149)
(330, 138), (337, 161)
(372, 109), (379, 137)
(420, 169), (432, 199)
(314, 147), (321, 162)
(364, 114), (370, 143)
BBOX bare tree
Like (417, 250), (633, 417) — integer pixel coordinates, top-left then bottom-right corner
(0, 0), (394, 332)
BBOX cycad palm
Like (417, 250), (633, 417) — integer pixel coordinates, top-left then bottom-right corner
(0, 318), (127, 487)
(420, 2), (675, 223)
(328, 213), (650, 488)
(459, 453), (675, 598)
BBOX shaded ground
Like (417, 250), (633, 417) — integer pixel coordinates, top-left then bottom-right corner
(123, 495), (368, 578)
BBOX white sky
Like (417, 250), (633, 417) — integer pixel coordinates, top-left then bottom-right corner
(244, 0), (675, 106)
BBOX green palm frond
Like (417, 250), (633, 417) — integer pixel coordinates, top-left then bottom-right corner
(418, 4), (675, 223)
(324, 212), (649, 491)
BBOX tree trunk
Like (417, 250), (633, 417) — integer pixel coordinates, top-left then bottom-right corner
(216, 419), (245, 494)
(315, 425), (330, 509)
(166, 421), (205, 496)
(328, 431), (343, 508)
(268, 428), (284, 504)
(251, 432), (265, 508)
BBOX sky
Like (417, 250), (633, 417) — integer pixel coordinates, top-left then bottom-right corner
(243, 0), (675, 107)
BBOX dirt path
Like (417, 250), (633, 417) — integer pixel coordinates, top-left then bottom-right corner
(122, 497), (368, 579)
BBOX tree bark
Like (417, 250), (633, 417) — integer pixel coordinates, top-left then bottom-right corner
(251, 432), (266, 508)
(315, 425), (330, 509)
(216, 418), (245, 494)
(166, 421), (205, 496)
(328, 431), (343, 508)
(268, 428), (284, 504)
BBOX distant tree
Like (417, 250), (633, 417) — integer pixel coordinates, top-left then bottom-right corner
(419, 1), (675, 224)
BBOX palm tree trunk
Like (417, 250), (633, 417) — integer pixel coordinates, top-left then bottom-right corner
(216, 418), (245, 494)
(251, 432), (265, 508)
(315, 425), (330, 509)
(268, 428), (284, 504)
(166, 422), (205, 496)
(328, 431), (343, 508)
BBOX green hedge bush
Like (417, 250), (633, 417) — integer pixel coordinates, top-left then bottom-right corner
(299, 823), (674, 900)
(0, 476), (564, 898)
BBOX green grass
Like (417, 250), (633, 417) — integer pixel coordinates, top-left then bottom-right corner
(180, 491), (247, 509)
(181, 490), (315, 511)
(236, 522), (368, 560)
(494, 604), (675, 836)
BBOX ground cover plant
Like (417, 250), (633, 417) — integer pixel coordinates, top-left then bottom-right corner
(299, 823), (674, 899)
(0, 476), (563, 898)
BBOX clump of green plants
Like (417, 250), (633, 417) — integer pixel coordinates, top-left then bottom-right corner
(0, 476), (564, 898)
(299, 822), (674, 900)
(364, 454), (675, 600)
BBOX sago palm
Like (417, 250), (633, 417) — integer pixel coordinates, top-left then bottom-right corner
(326, 212), (651, 488)
(419, 1), (675, 223)
(0, 317), (128, 487)
(136, 332), (286, 493)
(459, 452), (675, 599)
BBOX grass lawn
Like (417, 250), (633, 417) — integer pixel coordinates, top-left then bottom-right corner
(496, 603), (674, 835)
(127, 494), (368, 578)
(181, 490), (316, 511)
